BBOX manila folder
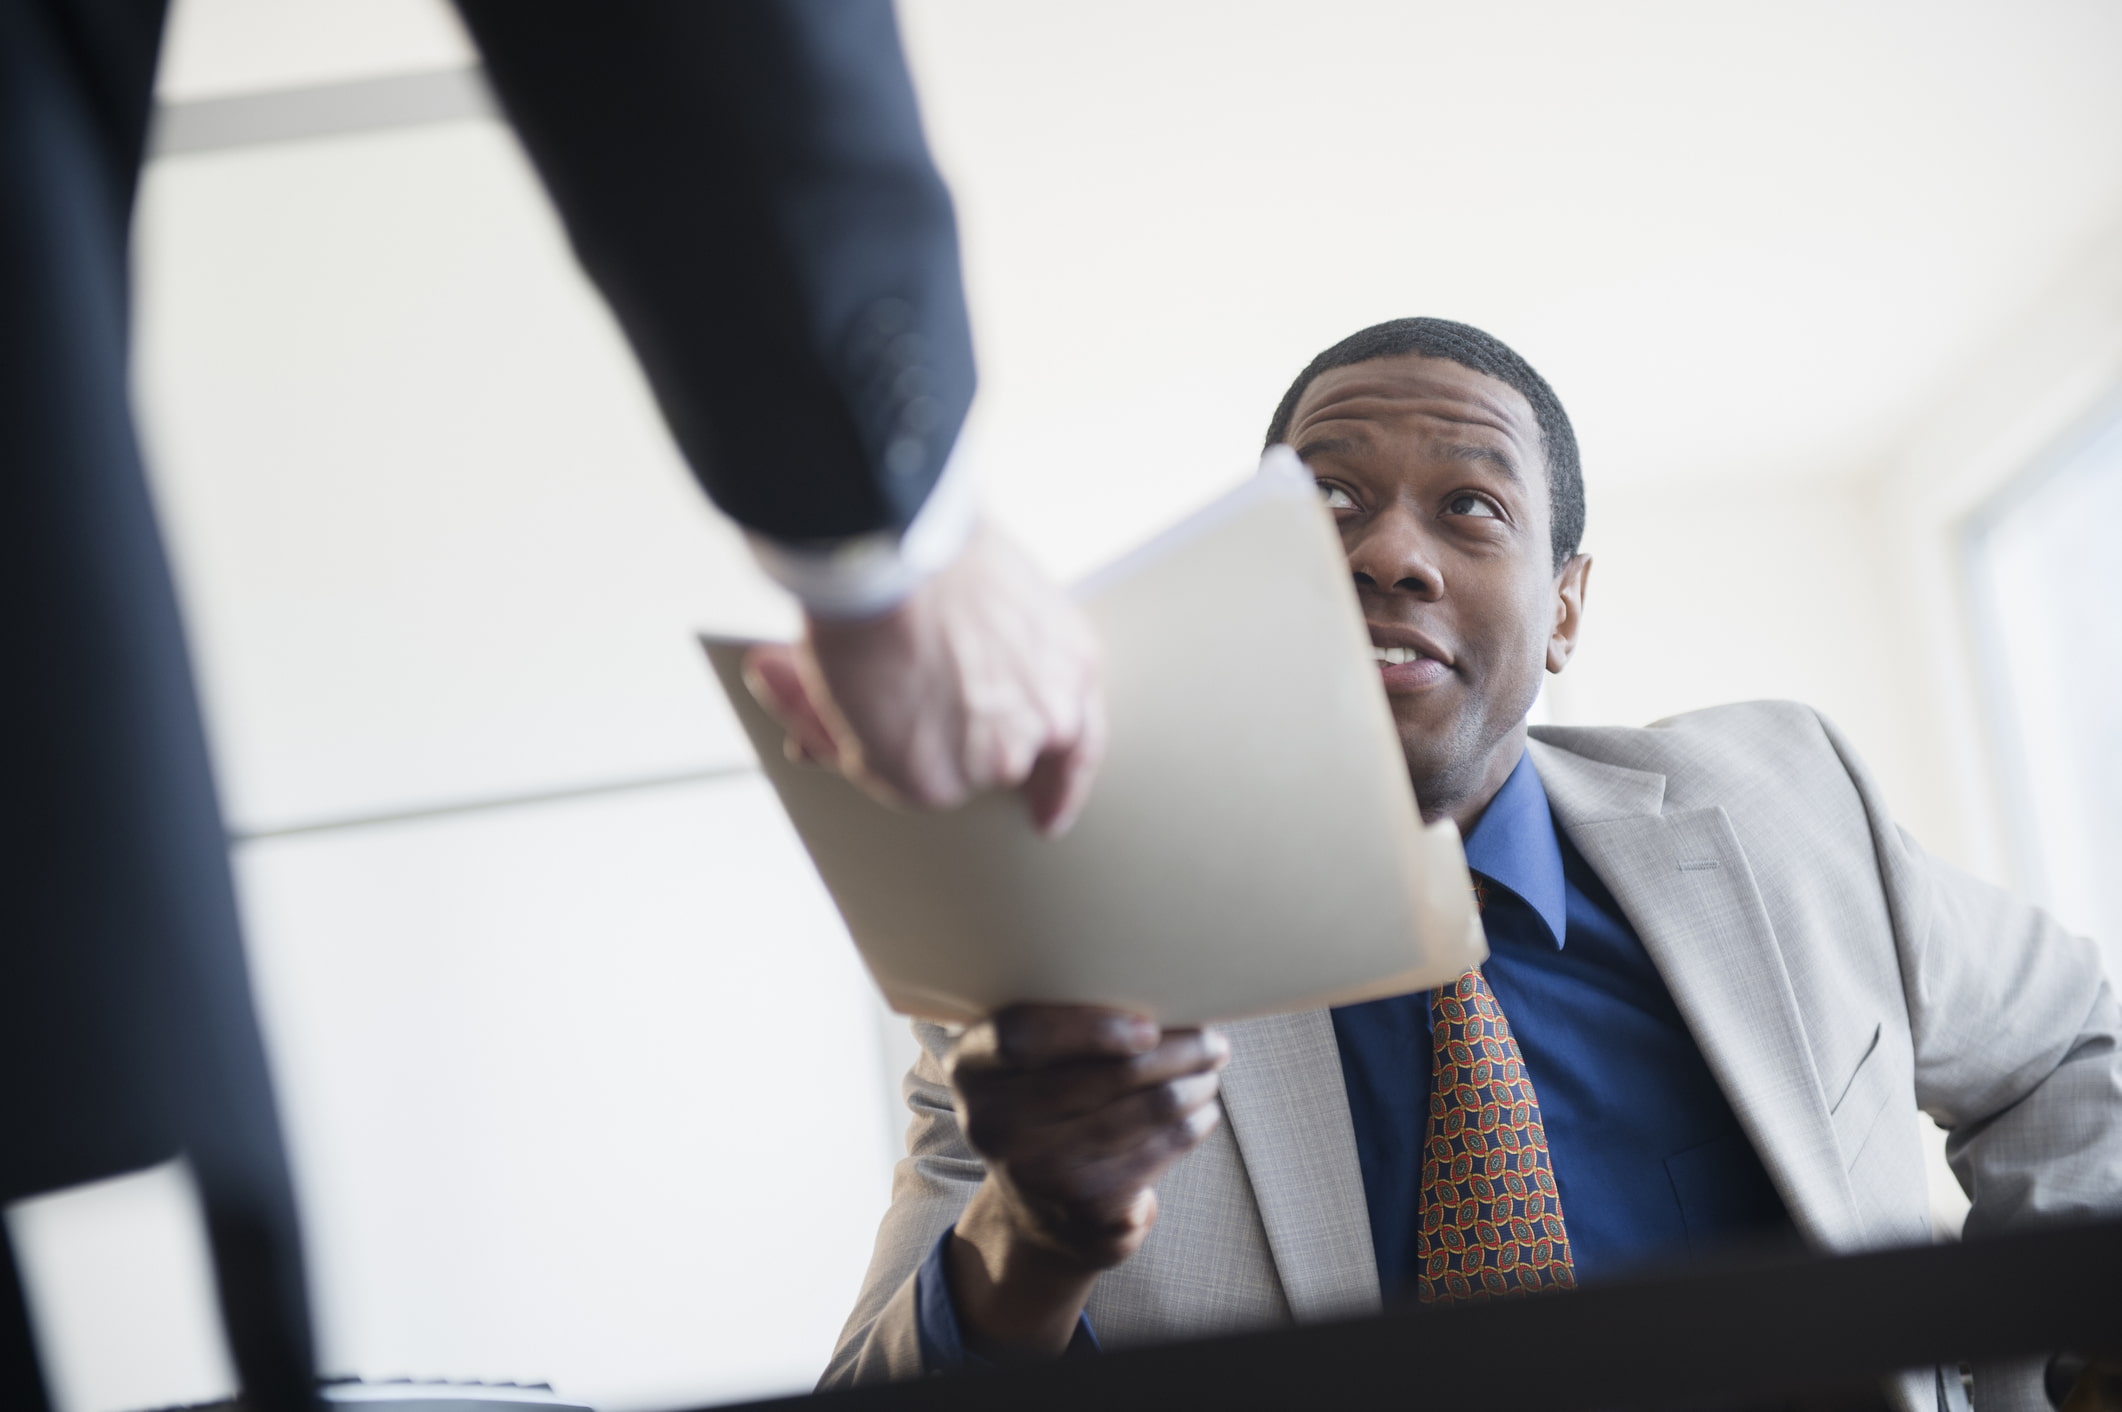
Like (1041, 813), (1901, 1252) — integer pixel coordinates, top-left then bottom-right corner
(701, 450), (1485, 1026)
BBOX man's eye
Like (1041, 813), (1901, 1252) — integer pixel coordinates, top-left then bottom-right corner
(1445, 492), (1499, 519)
(1318, 483), (1357, 511)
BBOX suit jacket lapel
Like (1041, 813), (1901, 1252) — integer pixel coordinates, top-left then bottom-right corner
(1215, 1008), (1381, 1321)
(1528, 738), (1860, 1251)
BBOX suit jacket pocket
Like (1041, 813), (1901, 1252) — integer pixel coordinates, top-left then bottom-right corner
(1828, 1022), (1893, 1169)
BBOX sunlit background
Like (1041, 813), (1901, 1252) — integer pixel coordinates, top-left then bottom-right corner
(14, 1), (2122, 1409)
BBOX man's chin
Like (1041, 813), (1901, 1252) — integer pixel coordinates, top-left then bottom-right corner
(1393, 704), (1519, 815)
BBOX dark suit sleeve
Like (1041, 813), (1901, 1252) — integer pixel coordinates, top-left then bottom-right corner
(452, 0), (975, 542)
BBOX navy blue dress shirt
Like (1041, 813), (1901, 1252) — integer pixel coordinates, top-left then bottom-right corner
(916, 749), (1792, 1365)
(1332, 750), (1791, 1299)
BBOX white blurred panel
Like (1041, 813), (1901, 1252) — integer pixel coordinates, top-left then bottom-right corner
(1974, 410), (2122, 974)
(134, 123), (796, 835)
(895, 0), (2122, 575)
(236, 776), (894, 1411)
(5, 1162), (237, 1412)
(1917, 1116), (1971, 1241)
(158, 0), (475, 101)
(1543, 476), (1917, 817)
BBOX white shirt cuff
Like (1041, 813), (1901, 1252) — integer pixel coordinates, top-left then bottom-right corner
(745, 437), (978, 619)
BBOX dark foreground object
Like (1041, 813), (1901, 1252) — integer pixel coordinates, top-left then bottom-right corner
(717, 1218), (2122, 1412)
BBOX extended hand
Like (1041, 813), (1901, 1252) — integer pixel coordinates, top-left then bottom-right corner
(942, 1005), (1228, 1355)
(743, 523), (1105, 835)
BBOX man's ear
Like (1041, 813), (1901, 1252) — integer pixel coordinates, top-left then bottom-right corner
(1547, 554), (1591, 674)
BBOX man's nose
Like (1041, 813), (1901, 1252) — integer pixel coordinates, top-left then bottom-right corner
(1347, 507), (1442, 601)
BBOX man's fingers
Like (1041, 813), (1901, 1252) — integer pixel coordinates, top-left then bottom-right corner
(947, 1007), (1228, 1272)
(1015, 621), (1104, 835)
(962, 697), (1043, 796)
(1023, 703), (1104, 837)
(948, 1006), (1151, 1097)
(1012, 1072), (1222, 1168)
(966, 1028), (1228, 1127)
(1078, 1099), (1223, 1186)
(1010, 1100), (1223, 1225)
(1059, 683), (1110, 834)
(976, 1004), (1159, 1070)
(953, 1026), (1226, 1169)
(743, 645), (842, 766)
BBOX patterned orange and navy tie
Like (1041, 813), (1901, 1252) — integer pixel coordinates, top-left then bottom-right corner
(1416, 943), (1577, 1304)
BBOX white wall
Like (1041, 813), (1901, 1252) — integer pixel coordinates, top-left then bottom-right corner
(1547, 474), (1916, 811)
(235, 776), (893, 1409)
(134, 122), (792, 834)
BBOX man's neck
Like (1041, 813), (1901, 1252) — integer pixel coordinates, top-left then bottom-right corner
(1415, 720), (1529, 839)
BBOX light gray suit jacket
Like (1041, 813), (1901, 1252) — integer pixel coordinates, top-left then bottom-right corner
(821, 703), (2122, 1411)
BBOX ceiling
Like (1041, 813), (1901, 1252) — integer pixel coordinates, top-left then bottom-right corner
(154, 0), (2122, 568)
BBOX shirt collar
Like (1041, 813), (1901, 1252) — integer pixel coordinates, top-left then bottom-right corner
(1460, 749), (1569, 951)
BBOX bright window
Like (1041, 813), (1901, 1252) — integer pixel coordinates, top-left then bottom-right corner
(1967, 403), (2122, 980)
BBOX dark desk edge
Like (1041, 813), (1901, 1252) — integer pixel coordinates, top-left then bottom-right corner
(704, 1218), (2122, 1411)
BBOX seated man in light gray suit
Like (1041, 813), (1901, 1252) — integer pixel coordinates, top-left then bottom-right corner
(823, 318), (2122, 1411)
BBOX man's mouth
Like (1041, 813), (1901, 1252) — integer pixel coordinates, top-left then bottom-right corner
(1368, 630), (1453, 693)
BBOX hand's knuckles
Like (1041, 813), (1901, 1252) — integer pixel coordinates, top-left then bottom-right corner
(1058, 1073), (1157, 1132)
(983, 730), (1039, 790)
(1018, 1066), (1128, 1122)
(992, 1116), (1099, 1176)
(1064, 1128), (1191, 1197)
(895, 766), (967, 811)
(1140, 1079), (1191, 1124)
(1051, 1104), (1146, 1159)
(998, 1007), (1137, 1068)
(1126, 1041), (1218, 1090)
(1033, 682), (1083, 742)
(991, 1009), (1063, 1066)
(1163, 1102), (1223, 1156)
(1114, 1130), (1194, 1184)
(1171, 1071), (1222, 1112)
(1165, 1044), (1226, 1087)
(1091, 1104), (1217, 1183)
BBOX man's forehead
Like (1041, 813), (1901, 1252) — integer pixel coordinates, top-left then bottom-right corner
(1289, 355), (1537, 448)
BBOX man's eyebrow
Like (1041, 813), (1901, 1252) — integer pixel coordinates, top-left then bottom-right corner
(1292, 436), (1363, 461)
(1300, 434), (1525, 483)
(1443, 442), (1523, 482)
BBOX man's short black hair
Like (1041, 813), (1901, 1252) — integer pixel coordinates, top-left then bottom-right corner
(1263, 317), (1584, 569)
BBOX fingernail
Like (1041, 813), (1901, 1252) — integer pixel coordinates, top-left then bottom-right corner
(1204, 1028), (1231, 1063)
(1123, 1017), (1159, 1053)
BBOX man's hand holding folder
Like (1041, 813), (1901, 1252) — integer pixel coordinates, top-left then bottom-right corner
(944, 1006), (1229, 1357)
